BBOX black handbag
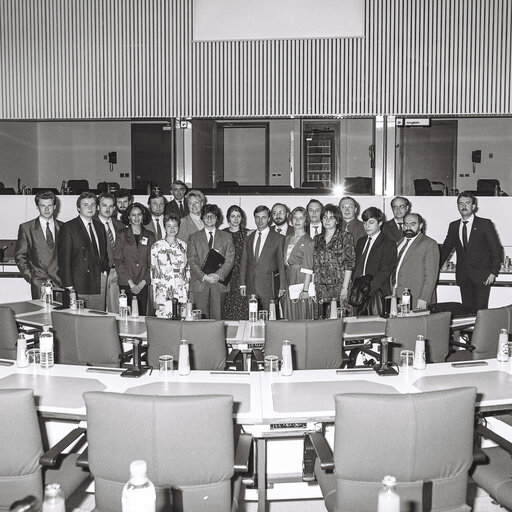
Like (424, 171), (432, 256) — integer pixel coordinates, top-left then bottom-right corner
(349, 274), (385, 316)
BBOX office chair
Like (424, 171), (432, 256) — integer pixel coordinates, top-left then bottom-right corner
(83, 392), (251, 512)
(306, 387), (476, 512)
(385, 311), (451, 363)
(97, 181), (120, 193)
(66, 179), (89, 194)
(476, 178), (501, 196)
(447, 305), (512, 361)
(0, 305), (20, 359)
(51, 311), (127, 367)
(414, 178), (446, 196)
(145, 317), (227, 370)
(0, 187), (16, 194)
(0, 389), (88, 507)
(264, 319), (344, 369)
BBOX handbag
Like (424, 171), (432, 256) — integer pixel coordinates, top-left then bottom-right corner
(348, 275), (372, 308)
(288, 282), (316, 300)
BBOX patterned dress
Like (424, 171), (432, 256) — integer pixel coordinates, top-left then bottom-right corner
(151, 238), (190, 318)
(221, 228), (249, 320)
(313, 228), (356, 317)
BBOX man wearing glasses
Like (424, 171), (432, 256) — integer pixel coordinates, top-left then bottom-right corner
(382, 196), (411, 244)
(440, 191), (502, 313)
(187, 204), (235, 319)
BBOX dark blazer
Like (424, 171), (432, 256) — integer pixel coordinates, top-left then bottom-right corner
(440, 216), (502, 286)
(271, 224), (293, 236)
(113, 227), (156, 286)
(240, 229), (286, 300)
(394, 233), (440, 305)
(187, 228), (235, 293)
(165, 199), (189, 219)
(95, 216), (125, 267)
(58, 217), (109, 294)
(341, 218), (366, 244)
(382, 219), (404, 245)
(144, 216), (165, 240)
(353, 231), (397, 296)
(15, 217), (63, 295)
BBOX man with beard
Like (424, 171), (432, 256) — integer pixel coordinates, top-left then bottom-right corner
(392, 213), (440, 309)
(440, 191), (502, 312)
(270, 203), (293, 236)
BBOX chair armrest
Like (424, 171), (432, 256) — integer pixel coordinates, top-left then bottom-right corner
(449, 339), (475, 351)
(40, 427), (86, 467)
(76, 447), (89, 468)
(251, 349), (265, 371)
(234, 433), (253, 473)
(308, 432), (334, 471)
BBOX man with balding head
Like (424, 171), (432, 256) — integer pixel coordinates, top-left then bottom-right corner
(392, 213), (439, 309)
(339, 196), (365, 244)
(383, 196), (411, 244)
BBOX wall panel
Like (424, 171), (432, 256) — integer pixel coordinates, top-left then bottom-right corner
(0, 0), (511, 119)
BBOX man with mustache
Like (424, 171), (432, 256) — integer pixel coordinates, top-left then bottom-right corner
(440, 191), (502, 313)
(392, 213), (439, 309)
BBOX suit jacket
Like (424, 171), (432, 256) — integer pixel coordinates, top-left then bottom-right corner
(382, 219), (404, 245)
(240, 229), (286, 299)
(271, 224), (293, 236)
(15, 217), (62, 289)
(95, 216), (125, 267)
(187, 229), (235, 293)
(341, 218), (366, 244)
(394, 233), (440, 305)
(440, 216), (502, 286)
(144, 216), (165, 240)
(165, 199), (189, 219)
(176, 214), (202, 245)
(58, 217), (110, 294)
(353, 231), (397, 296)
(113, 227), (156, 286)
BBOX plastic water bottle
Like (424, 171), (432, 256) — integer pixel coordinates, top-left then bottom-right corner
(414, 335), (426, 370)
(249, 294), (258, 323)
(16, 333), (28, 368)
(497, 329), (509, 362)
(378, 475), (400, 512)
(69, 287), (77, 311)
(121, 460), (156, 512)
(281, 340), (293, 376)
(40, 325), (54, 369)
(42, 483), (65, 512)
(42, 279), (53, 304)
(119, 289), (128, 314)
(330, 298), (338, 319)
(131, 296), (139, 318)
(389, 293), (398, 318)
(401, 288), (411, 315)
(269, 300), (276, 321)
(178, 339), (190, 376)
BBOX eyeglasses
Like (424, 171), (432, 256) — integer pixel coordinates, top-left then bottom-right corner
(203, 214), (217, 220)
(340, 205), (355, 210)
(392, 204), (408, 210)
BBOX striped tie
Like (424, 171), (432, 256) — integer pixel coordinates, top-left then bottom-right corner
(106, 222), (115, 248)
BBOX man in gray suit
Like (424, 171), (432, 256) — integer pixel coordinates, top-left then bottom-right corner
(187, 204), (235, 320)
(392, 213), (440, 309)
(15, 190), (62, 299)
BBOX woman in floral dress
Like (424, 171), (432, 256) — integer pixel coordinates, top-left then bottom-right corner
(151, 213), (190, 318)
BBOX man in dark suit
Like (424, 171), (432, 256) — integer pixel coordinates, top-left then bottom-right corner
(15, 190), (62, 299)
(187, 204), (235, 319)
(306, 199), (323, 239)
(145, 191), (167, 240)
(240, 205), (286, 313)
(165, 180), (189, 219)
(353, 207), (397, 298)
(339, 196), (366, 244)
(58, 192), (110, 310)
(382, 196), (411, 244)
(392, 213), (439, 309)
(271, 203), (293, 236)
(440, 191), (502, 312)
(96, 192), (125, 313)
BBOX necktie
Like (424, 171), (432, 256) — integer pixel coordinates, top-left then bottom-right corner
(462, 221), (468, 250)
(398, 222), (403, 230)
(179, 201), (184, 217)
(314, 226), (319, 237)
(88, 222), (100, 263)
(361, 236), (372, 275)
(46, 222), (54, 251)
(276, 227), (282, 234)
(255, 231), (262, 260)
(392, 238), (411, 287)
(208, 231), (214, 249)
(106, 222), (115, 248)
(155, 219), (162, 239)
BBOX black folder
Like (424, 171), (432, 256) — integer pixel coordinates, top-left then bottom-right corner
(201, 249), (231, 286)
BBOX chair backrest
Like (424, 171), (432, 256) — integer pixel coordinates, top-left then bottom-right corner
(0, 305), (20, 359)
(84, 392), (234, 512)
(332, 387), (476, 512)
(385, 312), (451, 363)
(265, 319), (343, 369)
(145, 318), (226, 370)
(477, 178), (500, 194)
(52, 311), (122, 366)
(66, 179), (89, 192)
(470, 305), (512, 359)
(344, 177), (372, 195)
(0, 389), (44, 505)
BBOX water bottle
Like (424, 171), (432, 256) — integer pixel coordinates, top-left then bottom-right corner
(414, 335), (426, 370)
(42, 483), (65, 512)
(69, 287), (77, 311)
(131, 296), (139, 318)
(185, 301), (193, 321)
(42, 279), (53, 305)
(249, 294), (258, 323)
(330, 298), (338, 319)
(401, 288), (411, 315)
(178, 339), (191, 376)
(281, 340), (293, 376)
(497, 329), (509, 362)
(378, 475), (400, 512)
(16, 333), (28, 368)
(119, 289), (128, 315)
(121, 460), (156, 512)
(269, 300), (276, 321)
(40, 325), (54, 369)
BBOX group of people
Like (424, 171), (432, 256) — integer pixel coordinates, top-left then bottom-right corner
(14, 182), (502, 321)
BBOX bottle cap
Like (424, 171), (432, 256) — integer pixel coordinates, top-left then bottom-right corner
(129, 459), (148, 478)
(42, 325), (50, 332)
(382, 475), (397, 486)
(417, 335), (424, 340)
(181, 339), (188, 344)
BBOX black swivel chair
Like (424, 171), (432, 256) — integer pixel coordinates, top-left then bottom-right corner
(66, 179), (89, 194)
(414, 178), (447, 196)
(476, 178), (501, 196)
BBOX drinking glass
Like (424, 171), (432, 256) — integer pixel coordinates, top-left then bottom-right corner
(258, 310), (268, 322)
(159, 355), (174, 377)
(264, 355), (279, 372)
(27, 348), (40, 366)
(400, 350), (414, 369)
(192, 309), (202, 321)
